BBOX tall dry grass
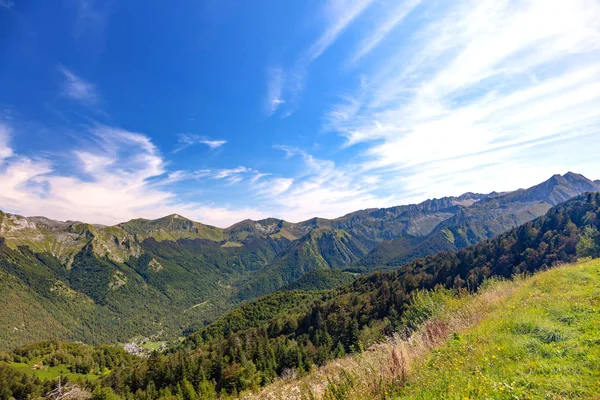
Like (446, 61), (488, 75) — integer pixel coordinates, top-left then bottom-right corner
(240, 278), (522, 400)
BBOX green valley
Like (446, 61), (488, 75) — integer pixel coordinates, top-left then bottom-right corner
(0, 191), (599, 399)
(0, 193), (600, 399)
(0, 173), (599, 351)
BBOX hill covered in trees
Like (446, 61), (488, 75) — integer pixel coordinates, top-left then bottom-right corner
(0, 192), (599, 399)
(247, 258), (600, 399)
(65, 194), (600, 397)
(0, 173), (598, 351)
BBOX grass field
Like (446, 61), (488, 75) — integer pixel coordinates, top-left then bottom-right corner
(396, 258), (600, 399)
(7, 360), (105, 381)
(140, 340), (167, 351)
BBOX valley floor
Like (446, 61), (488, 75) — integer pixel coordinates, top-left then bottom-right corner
(243, 258), (600, 400)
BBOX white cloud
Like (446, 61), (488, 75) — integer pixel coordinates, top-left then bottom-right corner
(174, 133), (226, 152)
(305, 0), (376, 63)
(265, 67), (286, 116)
(0, 123), (274, 227)
(240, 146), (393, 222)
(324, 0), (600, 202)
(351, 0), (421, 62)
(0, 123), (190, 224)
(186, 205), (269, 227)
(210, 166), (249, 179)
(0, 0), (14, 9)
(59, 66), (98, 104)
(0, 124), (13, 162)
(267, 0), (375, 117)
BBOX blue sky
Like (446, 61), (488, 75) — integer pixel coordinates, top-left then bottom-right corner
(1, 0), (600, 227)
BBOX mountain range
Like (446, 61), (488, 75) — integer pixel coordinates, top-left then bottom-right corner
(0, 171), (599, 348)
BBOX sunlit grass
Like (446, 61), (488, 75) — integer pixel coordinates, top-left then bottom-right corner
(395, 258), (600, 399)
(7, 360), (105, 381)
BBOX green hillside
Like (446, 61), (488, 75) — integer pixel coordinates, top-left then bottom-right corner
(282, 269), (356, 291)
(91, 194), (600, 398)
(1, 174), (598, 351)
(248, 258), (600, 400)
(0, 193), (598, 399)
(395, 258), (600, 399)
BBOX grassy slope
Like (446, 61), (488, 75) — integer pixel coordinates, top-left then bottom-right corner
(243, 259), (600, 400)
(7, 361), (104, 381)
(396, 258), (600, 400)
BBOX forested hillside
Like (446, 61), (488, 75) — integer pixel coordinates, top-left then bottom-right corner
(0, 173), (598, 350)
(356, 172), (600, 269)
(247, 258), (600, 399)
(93, 193), (600, 398)
(0, 192), (599, 399)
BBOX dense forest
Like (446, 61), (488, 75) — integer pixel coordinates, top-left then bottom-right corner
(2, 193), (597, 399)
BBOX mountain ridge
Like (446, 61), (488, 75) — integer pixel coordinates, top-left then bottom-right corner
(356, 172), (600, 269)
(0, 171), (600, 242)
(1, 172), (599, 349)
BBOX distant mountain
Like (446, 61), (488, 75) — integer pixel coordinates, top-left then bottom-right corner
(111, 192), (600, 398)
(0, 172), (598, 348)
(356, 172), (600, 269)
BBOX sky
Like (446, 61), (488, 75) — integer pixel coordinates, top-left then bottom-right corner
(1, 0), (600, 227)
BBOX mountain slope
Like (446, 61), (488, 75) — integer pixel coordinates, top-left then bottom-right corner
(436, 172), (600, 246)
(98, 193), (600, 397)
(282, 269), (356, 291)
(357, 172), (600, 269)
(245, 259), (600, 400)
(0, 173), (598, 349)
(237, 173), (600, 293)
(236, 228), (369, 299)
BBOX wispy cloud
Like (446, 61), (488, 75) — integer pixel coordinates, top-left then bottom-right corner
(211, 166), (251, 179)
(265, 67), (286, 116)
(0, 0), (14, 9)
(190, 166), (259, 186)
(0, 124), (13, 162)
(304, 0), (376, 63)
(324, 0), (600, 201)
(351, 0), (421, 63)
(267, 0), (375, 117)
(0, 121), (270, 227)
(59, 66), (99, 104)
(174, 133), (226, 153)
(237, 146), (392, 221)
(0, 123), (167, 223)
(73, 0), (111, 39)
